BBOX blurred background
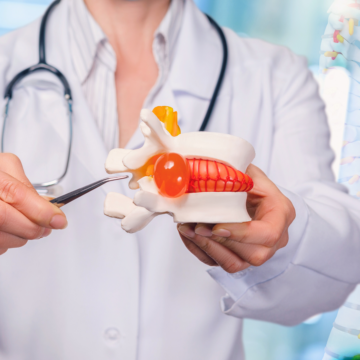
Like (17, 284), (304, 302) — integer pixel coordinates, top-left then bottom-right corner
(0, 0), (333, 66)
(0, 0), (339, 359)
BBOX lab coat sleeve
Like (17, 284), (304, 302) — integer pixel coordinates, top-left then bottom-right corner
(208, 51), (360, 326)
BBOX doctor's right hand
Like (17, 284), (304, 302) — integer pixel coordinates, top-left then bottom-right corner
(0, 153), (68, 256)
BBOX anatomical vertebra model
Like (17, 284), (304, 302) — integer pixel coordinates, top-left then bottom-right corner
(321, 2), (360, 359)
(104, 106), (255, 233)
(320, 0), (360, 198)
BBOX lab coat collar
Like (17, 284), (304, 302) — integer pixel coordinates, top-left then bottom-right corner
(70, 0), (184, 86)
(168, 0), (225, 100)
(154, 0), (185, 68)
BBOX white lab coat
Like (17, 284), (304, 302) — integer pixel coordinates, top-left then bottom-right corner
(0, 1), (360, 359)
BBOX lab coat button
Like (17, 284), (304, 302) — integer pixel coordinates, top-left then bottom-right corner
(104, 327), (121, 342)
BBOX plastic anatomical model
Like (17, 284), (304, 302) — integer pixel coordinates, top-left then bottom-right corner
(104, 106), (255, 233)
(321, 2), (360, 359)
(321, 0), (360, 198)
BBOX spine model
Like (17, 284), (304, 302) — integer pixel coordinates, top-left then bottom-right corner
(320, 0), (360, 198)
(187, 159), (253, 193)
(321, 3), (360, 360)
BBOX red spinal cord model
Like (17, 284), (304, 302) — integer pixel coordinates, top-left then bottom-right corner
(148, 107), (254, 198)
(187, 159), (253, 193)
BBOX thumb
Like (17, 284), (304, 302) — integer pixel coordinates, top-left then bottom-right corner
(246, 164), (267, 179)
(246, 164), (278, 197)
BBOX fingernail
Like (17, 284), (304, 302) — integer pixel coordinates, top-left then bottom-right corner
(178, 225), (195, 238)
(212, 229), (231, 238)
(195, 226), (213, 237)
(42, 228), (52, 238)
(36, 227), (46, 239)
(50, 215), (68, 230)
(37, 227), (52, 239)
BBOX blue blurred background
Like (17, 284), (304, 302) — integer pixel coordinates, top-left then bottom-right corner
(0, 0), (339, 359)
(0, 0), (333, 66)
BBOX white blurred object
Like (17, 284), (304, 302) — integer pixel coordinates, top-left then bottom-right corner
(328, 0), (360, 19)
(303, 314), (323, 325)
(313, 67), (350, 180)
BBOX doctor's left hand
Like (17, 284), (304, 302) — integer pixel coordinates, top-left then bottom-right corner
(177, 165), (296, 273)
(0, 154), (68, 256)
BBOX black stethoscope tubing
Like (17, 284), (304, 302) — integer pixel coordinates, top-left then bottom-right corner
(4, 0), (72, 101)
(201, 15), (228, 131)
(3, 0), (228, 131)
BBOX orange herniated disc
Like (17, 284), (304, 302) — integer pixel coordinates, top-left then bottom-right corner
(154, 153), (190, 198)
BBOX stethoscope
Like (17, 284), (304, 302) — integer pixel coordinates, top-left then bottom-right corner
(2, 0), (228, 193)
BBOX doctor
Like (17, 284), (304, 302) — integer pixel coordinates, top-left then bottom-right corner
(0, 0), (360, 359)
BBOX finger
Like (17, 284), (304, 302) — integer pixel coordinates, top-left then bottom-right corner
(210, 230), (289, 267)
(0, 231), (28, 249)
(189, 233), (250, 273)
(246, 165), (278, 199)
(0, 248), (8, 255)
(179, 233), (218, 266)
(208, 237), (276, 267)
(0, 154), (34, 189)
(246, 163), (266, 178)
(178, 224), (247, 272)
(217, 198), (293, 248)
(0, 171), (67, 229)
(212, 220), (286, 248)
(194, 223), (214, 237)
(177, 223), (197, 238)
(0, 201), (52, 240)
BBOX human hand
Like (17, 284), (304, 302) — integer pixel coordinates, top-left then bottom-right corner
(177, 165), (295, 273)
(0, 153), (68, 255)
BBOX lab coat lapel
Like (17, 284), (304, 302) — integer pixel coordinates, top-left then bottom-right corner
(45, 0), (113, 193)
(170, 0), (222, 99)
